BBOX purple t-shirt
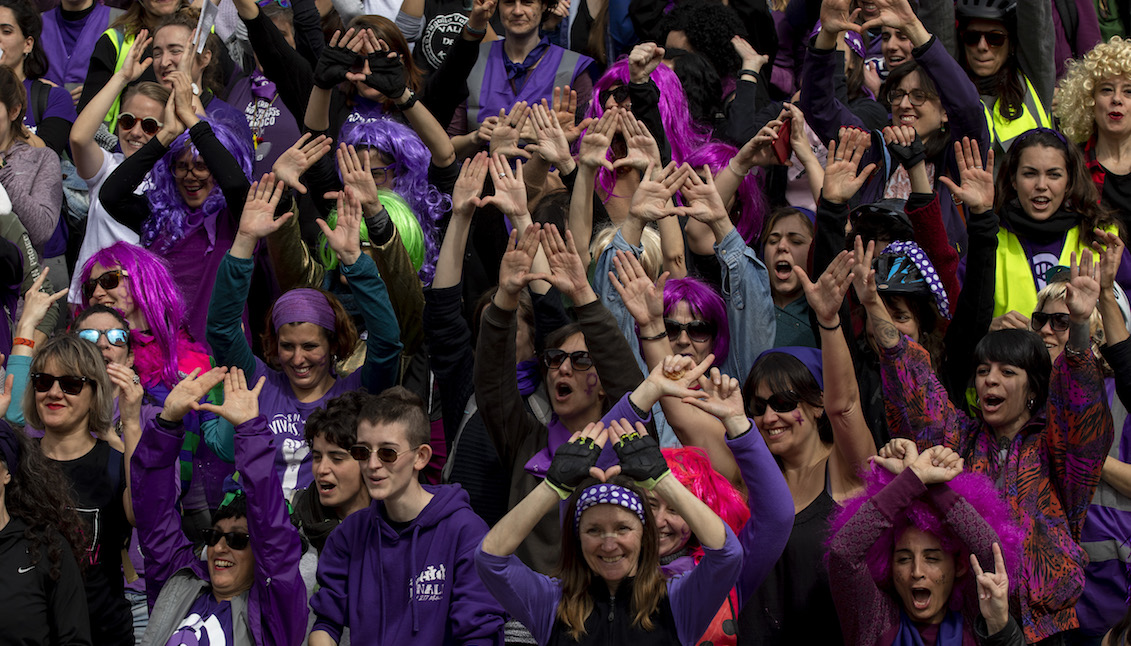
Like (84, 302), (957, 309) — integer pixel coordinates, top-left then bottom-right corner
(224, 77), (301, 178)
(164, 593), (234, 645)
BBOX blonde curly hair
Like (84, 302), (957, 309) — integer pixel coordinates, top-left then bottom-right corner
(1056, 37), (1131, 143)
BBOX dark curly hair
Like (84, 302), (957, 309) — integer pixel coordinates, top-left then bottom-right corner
(663, 48), (723, 128)
(2, 425), (86, 581)
(657, 0), (748, 81)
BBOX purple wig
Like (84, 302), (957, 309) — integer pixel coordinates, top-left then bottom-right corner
(143, 116), (253, 252)
(663, 276), (729, 366)
(827, 465), (1025, 610)
(684, 141), (768, 246)
(584, 57), (712, 197)
(339, 117), (448, 283)
(79, 242), (189, 389)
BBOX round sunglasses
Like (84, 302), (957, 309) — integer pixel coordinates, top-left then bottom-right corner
(117, 112), (163, 136)
(77, 328), (130, 347)
(349, 445), (415, 463)
(201, 528), (251, 550)
(750, 390), (802, 417)
(30, 372), (91, 396)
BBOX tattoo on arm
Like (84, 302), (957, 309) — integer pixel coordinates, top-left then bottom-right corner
(870, 314), (902, 349)
(1067, 321), (1091, 354)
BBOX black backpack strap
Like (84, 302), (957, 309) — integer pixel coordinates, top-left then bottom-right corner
(1055, 0), (1080, 49)
(30, 79), (49, 125)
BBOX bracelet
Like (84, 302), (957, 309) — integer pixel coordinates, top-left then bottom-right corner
(639, 330), (668, 342)
(728, 159), (752, 177)
(738, 68), (760, 79)
(464, 23), (487, 36)
(13, 336), (34, 349)
(395, 91), (418, 111)
(817, 319), (841, 331)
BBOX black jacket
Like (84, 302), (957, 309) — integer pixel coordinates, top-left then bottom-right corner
(0, 517), (91, 645)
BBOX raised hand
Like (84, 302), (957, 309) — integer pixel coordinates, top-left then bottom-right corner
(541, 224), (594, 302)
(451, 151), (489, 219)
(577, 108), (617, 171)
(683, 367), (749, 429)
(317, 185), (364, 266)
(161, 366), (229, 423)
(860, 0), (923, 34)
(272, 133), (332, 194)
(786, 103), (817, 164)
(819, 0), (863, 35)
(498, 224), (547, 297)
(467, 0), (497, 31)
(0, 373), (13, 419)
(1066, 250), (1101, 323)
(608, 418), (670, 489)
(349, 33), (408, 100)
(314, 28), (362, 89)
(117, 29), (153, 83)
(337, 144), (381, 210)
(851, 236), (884, 309)
(822, 128), (877, 204)
(938, 138), (995, 213)
(629, 161), (691, 222)
(1092, 228), (1125, 291)
(526, 103), (573, 169)
(237, 173), (290, 241)
(546, 85), (593, 144)
(609, 250), (667, 327)
(797, 249), (855, 327)
(731, 35), (768, 73)
(882, 124), (926, 171)
(613, 111), (661, 174)
(674, 165), (728, 226)
(908, 445), (964, 484)
(873, 437), (919, 474)
(17, 267), (67, 334)
(989, 310), (1032, 332)
(192, 368), (267, 427)
(646, 353), (715, 398)
(629, 42), (665, 84)
(481, 153), (528, 217)
(970, 543), (1011, 635)
(106, 362), (144, 424)
(545, 421), (610, 499)
(731, 118), (785, 173)
(490, 102), (532, 160)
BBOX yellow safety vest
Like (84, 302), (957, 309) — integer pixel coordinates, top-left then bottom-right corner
(992, 223), (1119, 318)
(102, 28), (135, 127)
(982, 73), (1052, 154)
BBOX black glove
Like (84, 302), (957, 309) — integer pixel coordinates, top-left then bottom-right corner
(613, 431), (670, 489)
(313, 44), (358, 90)
(546, 436), (602, 499)
(361, 51), (407, 99)
(887, 133), (926, 171)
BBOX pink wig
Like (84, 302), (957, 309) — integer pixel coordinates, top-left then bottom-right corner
(827, 465), (1025, 610)
(79, 242), (194, 389)
(664, 447), (749, 536)
(683, 141), (768, 246)
(663, 276), (729, 367)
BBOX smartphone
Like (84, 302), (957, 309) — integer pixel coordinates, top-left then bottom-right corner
(773, 117), (793, 165)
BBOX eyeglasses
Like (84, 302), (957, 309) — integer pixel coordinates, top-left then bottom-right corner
(82, 269), (128, 301)
(663, 319), (717, 344)
(172, 159), (212, 179)
(77, 328), (130, 347)
(599, 86), (630, 107)
(887, 88), (935, 107)
(117, 112), (163, 136)
(349, 444), (415, 463)
(750, 391), (801, 416)
(541, 349), (595, 371)
(961, 29), (1007, 48)
(30, 373), (91, 396)
(1031, 311), (1071, 332)
(200, 528), (251, 550)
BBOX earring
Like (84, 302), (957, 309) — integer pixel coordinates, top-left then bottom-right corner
(1027, 397), (1035, 410)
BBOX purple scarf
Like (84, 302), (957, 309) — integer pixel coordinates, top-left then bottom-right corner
(891, 609), (966, 646)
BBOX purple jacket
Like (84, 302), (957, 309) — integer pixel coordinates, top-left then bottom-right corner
(131, 415), (307, 645)
(800, 36), (990, 254)
(310, 484), (506, 645)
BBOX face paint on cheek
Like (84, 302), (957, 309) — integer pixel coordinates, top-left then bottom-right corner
(585, 372), (599, 396)
(793, 411), (802, 424)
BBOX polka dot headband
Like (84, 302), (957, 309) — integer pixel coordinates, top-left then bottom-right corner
(881, 240), (951, 320)
(574, 484), (646, 531)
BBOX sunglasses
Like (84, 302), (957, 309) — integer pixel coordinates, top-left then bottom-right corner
(599, 85), (630, 107)
(664, 319), (717, 344)
(887, 88), (935, 107)
(349, 444), (415, 463)
(750, 391), (801, 416)
(961, 29), (1007, 48)
(82, 269), (128, 302)
(541, 349), (595, 371)
(30, 373), (91, 395)
(1031, 311), (1071, 332)
(77, 328), (129, 347)
(201, 528), (251, 550)
(117, 112), (163, 136)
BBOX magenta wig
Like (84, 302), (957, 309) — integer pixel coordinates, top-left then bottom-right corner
(143, 116), (253, 252)
(663, 276), (729, 366)
(663, 447), (749, 536)
(827, 465), (1025, 610)
(584, 57), (712, 197)
(79, 242), (192, 388)
(339, 117), (448, 282)
(684, 141), (767, 246)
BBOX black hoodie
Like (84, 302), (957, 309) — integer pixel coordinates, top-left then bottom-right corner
(0, 517), (91, 645)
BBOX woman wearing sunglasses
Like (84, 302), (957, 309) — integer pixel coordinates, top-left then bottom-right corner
(874, 246), (1114, 642)
(17, 335), (137, 645)
(130, 366), (307, 645)
(208, 181), (401, 502)
(68, 28), (170, 306)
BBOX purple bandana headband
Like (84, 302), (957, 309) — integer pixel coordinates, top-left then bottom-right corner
(882, 240), (952, 320)
(574, 484), (646, 531)
(272, 289), (337, 333)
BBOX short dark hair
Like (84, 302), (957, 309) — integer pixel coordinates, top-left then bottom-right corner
(304, 390), (373, 448)
(211, 493), (247, 525)
(743, 351), (833, 443)
(72, 305), (133, 352)
(971, 329), (1051, 411)
(358, 386), (429, 448)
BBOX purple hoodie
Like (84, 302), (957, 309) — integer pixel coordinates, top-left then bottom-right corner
(311, 484), (506, 645)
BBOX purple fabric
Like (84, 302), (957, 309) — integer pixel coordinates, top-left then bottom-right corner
(158, 210), (243, 348)
(522, 392), (647, 479)
(575, 483), (646, 528)
(22, 78), (78, 128)
(475, 40), (593, 126)
(1052, 0), (1101, 79)
(225, 75), (301, 176)
(756, 346), (824, 389)
(271, 288), (337, 332)
(163, 593), (234, 645)
(41, 3), (113, 87)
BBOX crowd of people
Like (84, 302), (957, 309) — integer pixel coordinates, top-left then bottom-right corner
(0, 0), (1130, 643)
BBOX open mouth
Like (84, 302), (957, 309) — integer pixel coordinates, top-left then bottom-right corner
(898, 113), (918, 125)
(911, 588), (931, 609)
(764, 426), (787, 438)
(123, 138), (145, 150)
(1111, 112), (1124, 121)
(318, 481), (337, 494)
(1030, 196), (1051, 209)
(213, 559), (235, 570)
(291, 366), (312, 379)
(981, 395), (1005, 412)
(889, 55), (906, 64)
(774, 261), (793, 281)
(554, 382), (573, 400)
